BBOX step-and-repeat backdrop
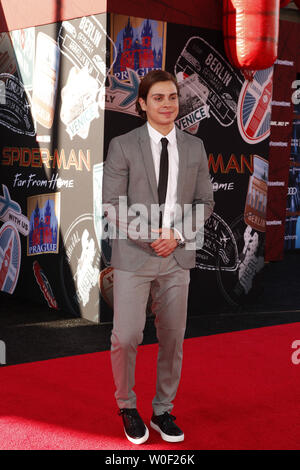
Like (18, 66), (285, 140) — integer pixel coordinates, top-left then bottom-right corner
(0, 12), (290, 322)
(265, 20), (300, 259)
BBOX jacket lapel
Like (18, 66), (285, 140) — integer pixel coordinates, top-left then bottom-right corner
(138, 123), (159, 203)
(176, 127), (188, 206)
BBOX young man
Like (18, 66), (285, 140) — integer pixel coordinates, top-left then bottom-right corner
(103, 70), (214, 444)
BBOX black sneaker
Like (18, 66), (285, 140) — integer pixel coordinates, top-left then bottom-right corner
(118, 408), (149, 444)
(150, 412), (184, 442)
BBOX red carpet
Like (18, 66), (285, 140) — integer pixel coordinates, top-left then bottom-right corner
(1, 322), (300, 450)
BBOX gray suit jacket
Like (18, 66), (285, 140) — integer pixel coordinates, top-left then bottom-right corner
(102, 123), (214, 271)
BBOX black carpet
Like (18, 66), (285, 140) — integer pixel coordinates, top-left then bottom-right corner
(1, 251), (300, 366)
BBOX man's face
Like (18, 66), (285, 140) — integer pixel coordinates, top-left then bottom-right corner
(139, 80), (179, 132)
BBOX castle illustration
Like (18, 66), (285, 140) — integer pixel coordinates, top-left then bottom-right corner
(113, 18), (162, 74)
(29, 200), (58, 249)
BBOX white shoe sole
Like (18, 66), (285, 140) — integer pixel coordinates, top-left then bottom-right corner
(150, 420), (184, 442)
(124, 425), (149, 445)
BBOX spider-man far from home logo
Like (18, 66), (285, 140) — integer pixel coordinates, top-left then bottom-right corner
(27, 193), (60, 256)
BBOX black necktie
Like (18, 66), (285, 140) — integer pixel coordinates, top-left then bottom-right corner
(158, 137), (169, 227)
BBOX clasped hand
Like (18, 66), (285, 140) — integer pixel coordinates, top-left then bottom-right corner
(150, 228), (178, 257)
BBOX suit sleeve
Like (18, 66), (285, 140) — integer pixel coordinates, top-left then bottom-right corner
(194, 139), (215, 222)
(173, 139), (214, 246)
(102, 137), (129, 237)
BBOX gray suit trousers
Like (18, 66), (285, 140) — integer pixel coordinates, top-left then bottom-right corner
(111, 254), (190, 415)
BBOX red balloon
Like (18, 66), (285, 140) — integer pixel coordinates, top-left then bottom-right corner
(293, 0), (300, 8)
(223, 0), (280, 70)
(280, 0), (290, 7)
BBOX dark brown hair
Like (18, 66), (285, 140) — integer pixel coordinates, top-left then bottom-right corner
(135, 70), (179, 119)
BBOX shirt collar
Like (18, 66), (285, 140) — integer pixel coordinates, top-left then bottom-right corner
(147, 122), (176, 146)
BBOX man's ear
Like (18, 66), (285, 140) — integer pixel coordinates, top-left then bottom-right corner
(139, 97), (147, 112)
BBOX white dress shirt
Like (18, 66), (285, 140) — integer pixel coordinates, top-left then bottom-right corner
(147, 122), (181, 235)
